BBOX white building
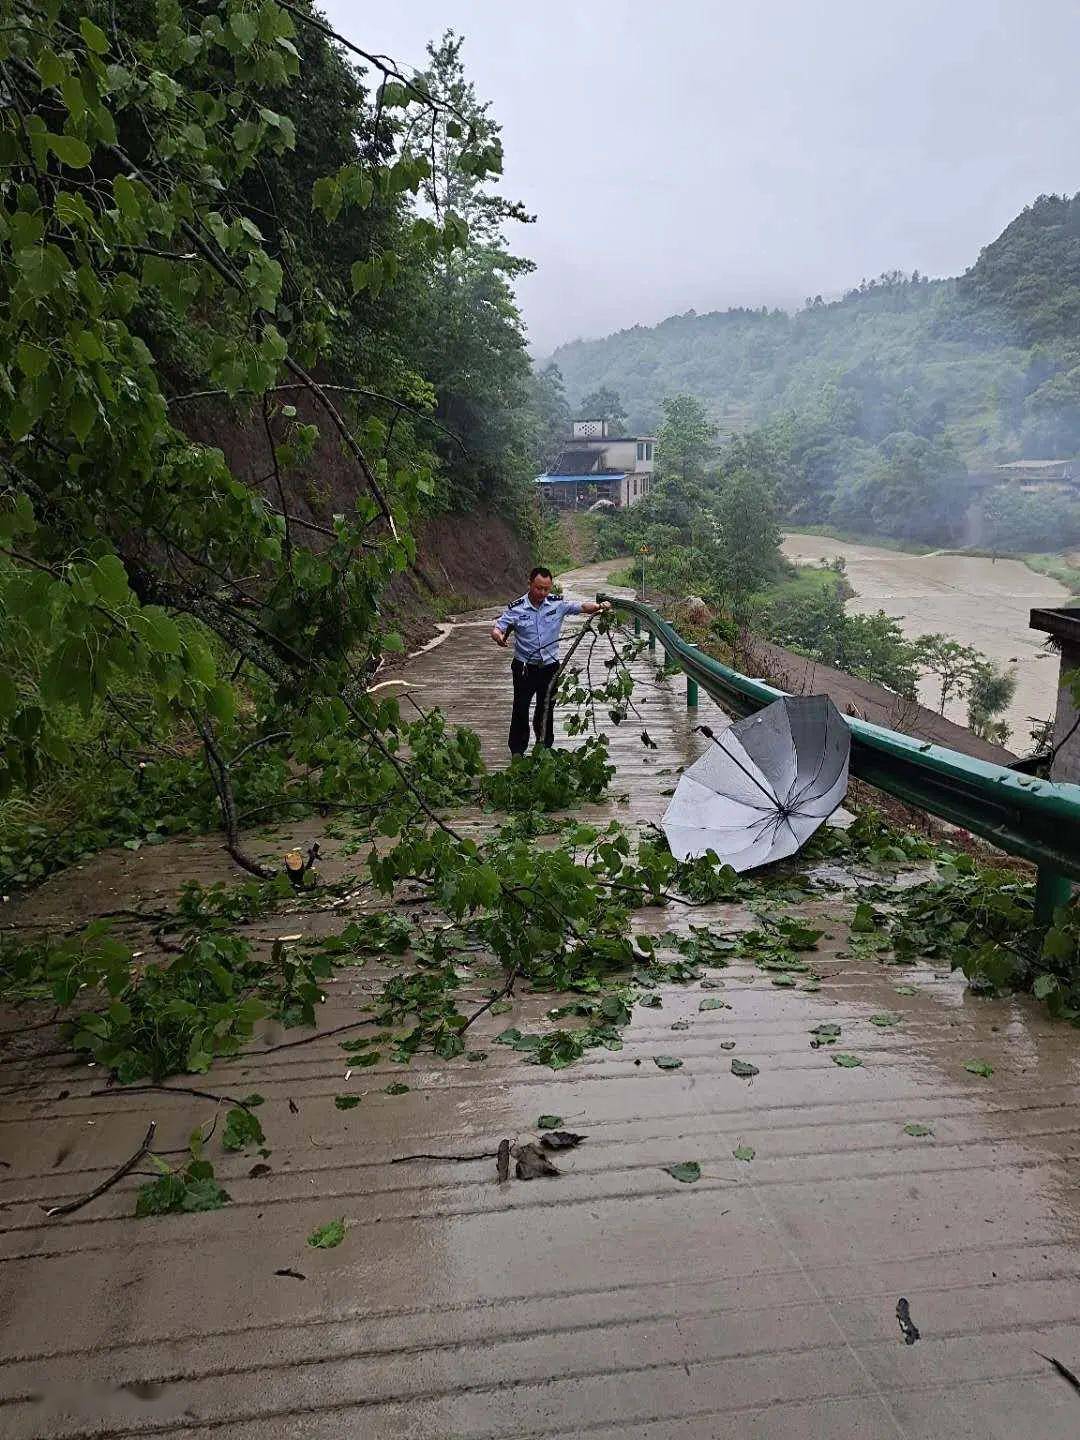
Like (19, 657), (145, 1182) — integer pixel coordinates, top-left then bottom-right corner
(535, 419), (657, 509)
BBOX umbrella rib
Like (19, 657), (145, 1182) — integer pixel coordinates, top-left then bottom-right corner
(670, 812), (782, 835)
(702, 735), (780, 810)
(791, 749), (848, 811)
(789, 735), (829, 809)
(782, 722), (801, 809)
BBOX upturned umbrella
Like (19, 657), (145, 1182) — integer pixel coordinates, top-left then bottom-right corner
(661, 694), (851, 871)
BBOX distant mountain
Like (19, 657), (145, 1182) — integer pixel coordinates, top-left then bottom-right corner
(550, 194), (1080, 465)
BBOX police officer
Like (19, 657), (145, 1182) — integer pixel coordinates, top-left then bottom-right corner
(491, 567), (610, 755)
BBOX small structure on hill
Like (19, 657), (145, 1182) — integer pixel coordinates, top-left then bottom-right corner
(535, 419), (656, 510)
(993, 458), (1077, 490)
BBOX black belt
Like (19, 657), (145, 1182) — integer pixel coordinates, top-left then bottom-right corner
(515, 656), (555, 668)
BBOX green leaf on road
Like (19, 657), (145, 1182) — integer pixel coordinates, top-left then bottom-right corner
(384, 1082), (410, 1095)
(732, 1144), (755, 1162)
(869, 1013), (901, 1027)
(654, 1055), (683, 1070)
(664, 1161), (701, 1183)
(903, 1123), (934, 1137)
(307, 1218), (346, 1249)
(334, 1095), (361, 1110)
(730, 1058), (758, 1077)
(832, 1053), (863, 1068)
(964, 1059), (994, 1077)
(810, 1023), (841, 1040)
(698, 997), (729, 1011)
(537, 1114), (563, 1130)
(221, 1107), (265, 1152)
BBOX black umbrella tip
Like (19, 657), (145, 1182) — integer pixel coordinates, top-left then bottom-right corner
(696, 724), (715, 740)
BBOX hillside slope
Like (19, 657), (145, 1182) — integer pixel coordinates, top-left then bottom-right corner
(552, 194), (1080, 467)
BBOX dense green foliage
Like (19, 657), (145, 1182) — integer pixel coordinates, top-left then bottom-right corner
(0, 2), (546, 879)
(596, 414), (785, 613)
(764, 584), (921, 696)
(553, 197), (1080, 543)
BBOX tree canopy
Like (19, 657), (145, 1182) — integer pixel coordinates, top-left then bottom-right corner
(0, 0), (537, 865)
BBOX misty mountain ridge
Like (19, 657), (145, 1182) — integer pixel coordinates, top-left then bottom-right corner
(551, 193), (1080, 466)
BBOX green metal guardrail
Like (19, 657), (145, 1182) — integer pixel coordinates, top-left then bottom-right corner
(600, 594), (1080, 919)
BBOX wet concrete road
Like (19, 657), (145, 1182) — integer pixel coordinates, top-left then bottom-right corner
(781, 533), (1068, 745)
(3, 563), (1080, 1438)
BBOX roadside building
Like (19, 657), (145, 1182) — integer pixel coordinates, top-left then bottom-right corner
(535, 419), (656, 510)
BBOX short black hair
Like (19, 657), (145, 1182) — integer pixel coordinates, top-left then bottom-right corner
(529, 566), (553, 582)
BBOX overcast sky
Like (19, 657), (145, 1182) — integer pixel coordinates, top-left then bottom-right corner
(320, 0), (1080, 355)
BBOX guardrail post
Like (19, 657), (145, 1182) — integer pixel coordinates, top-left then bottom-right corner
(1035, 866), (1072, 927)
(686, 643), (699, 708)
(633, 616), (640, 637)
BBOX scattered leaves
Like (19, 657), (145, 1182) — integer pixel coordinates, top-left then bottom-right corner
(135, 1157), (229, 1218)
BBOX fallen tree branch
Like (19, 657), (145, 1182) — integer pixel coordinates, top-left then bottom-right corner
(462, 969), (519, 1030)
(42, 1120), (156, 1218)
(90, 1084), (253, 1110)
(1035, 1351), (1080, 1396)
(242, 1017), (379, 1054)
(391, 1149), (499, 1164)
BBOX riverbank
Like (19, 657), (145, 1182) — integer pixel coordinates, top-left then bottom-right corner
(781, 531), (1067, 743)
(789, 523), (1080, 595)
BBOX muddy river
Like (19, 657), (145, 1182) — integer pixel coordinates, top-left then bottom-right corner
(780, 532), (1068, 747)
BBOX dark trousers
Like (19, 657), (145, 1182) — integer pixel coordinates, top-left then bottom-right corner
(509, 659), (559, 755)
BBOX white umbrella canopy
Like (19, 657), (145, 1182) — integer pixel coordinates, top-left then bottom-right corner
(661, 695), (851, 872)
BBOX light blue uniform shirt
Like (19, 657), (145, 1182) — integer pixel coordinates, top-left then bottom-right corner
(496, 594), (583, 664)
